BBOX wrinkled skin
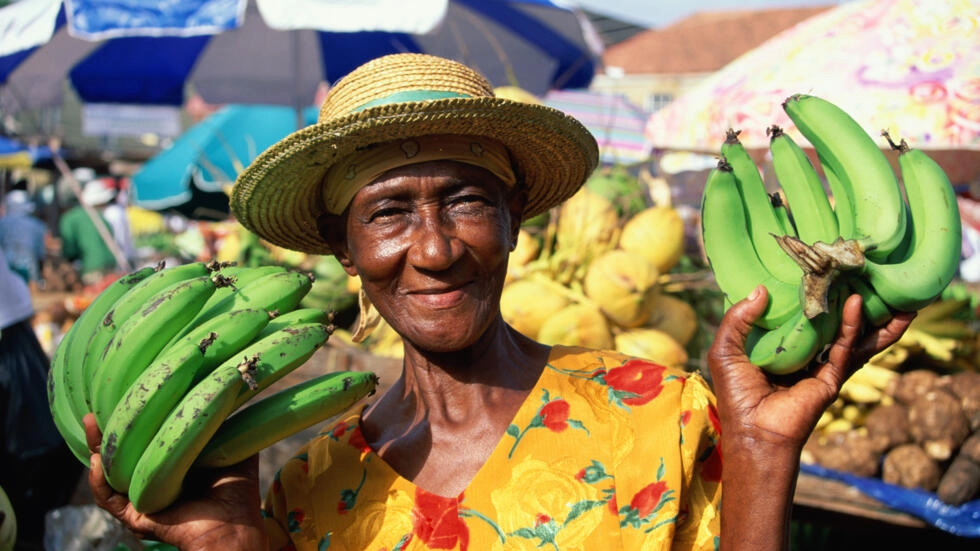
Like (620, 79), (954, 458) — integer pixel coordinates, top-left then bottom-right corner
(83, 160), (914, 551)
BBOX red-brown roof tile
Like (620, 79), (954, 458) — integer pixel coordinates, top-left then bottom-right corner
(602, 6), (834, 74)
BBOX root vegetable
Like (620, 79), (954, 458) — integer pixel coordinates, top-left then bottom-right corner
(936, 432), (980, 506)
(805, 430), (881, 478)
(892, 368), (941, 405)
(863, 403), (910, 453)
(943, 371), (980, 432)
(908, 388), (970, 461)
(882, 444), (941, 491)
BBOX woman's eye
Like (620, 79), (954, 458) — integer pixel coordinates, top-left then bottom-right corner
(451, 194), (491, 207)
(367, 206), (405, 222)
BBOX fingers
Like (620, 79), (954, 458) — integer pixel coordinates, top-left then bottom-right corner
(815, 294), (915, 389)
(83, 412), (102, 454)
(709, 285), (766, 365)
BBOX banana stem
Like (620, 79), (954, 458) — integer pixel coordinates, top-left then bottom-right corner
(773, 235), (865, 318)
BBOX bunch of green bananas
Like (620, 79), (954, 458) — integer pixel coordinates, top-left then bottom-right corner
(47, 260), (379, 513)
(701, 93), (962, 375)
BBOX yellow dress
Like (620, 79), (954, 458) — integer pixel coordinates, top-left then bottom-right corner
(263, 346), (722, 550)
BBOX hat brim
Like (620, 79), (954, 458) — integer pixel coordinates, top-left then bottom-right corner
(231, 97), (599, 255)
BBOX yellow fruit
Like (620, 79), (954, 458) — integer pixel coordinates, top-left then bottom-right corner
(537, 303), (614, 350)
(551, 188), (620, 283)
(126, 206), (166, 236)
(619, 206), (686, 274)
(347, 274), (362, 294)
(646, 293), (699, 346)
(506, 229), (541, 283)
(583, 249), (660, 329)
(821, 418), (853, 434)
(613, 328), (689, 368)
(493, 86), (542, 105)
(363, 319), (404, 359)
(500, 279), (571, 339)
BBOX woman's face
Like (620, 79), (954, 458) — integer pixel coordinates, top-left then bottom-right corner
(333, 160), (524, 353)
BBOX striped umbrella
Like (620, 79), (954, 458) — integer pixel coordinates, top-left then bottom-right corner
(0, 0), (602, 114)
(543, 88), (652, 166)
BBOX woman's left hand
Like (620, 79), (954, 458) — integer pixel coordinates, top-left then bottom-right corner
(707, 285), (914, 451)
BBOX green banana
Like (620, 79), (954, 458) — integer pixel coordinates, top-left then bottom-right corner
(199, 264), (288, 313)
(862, 142), (962, 312)
(722, 129), (803, 284)
(168, 269), (314, 345)
(770, 192), (797, 238)
(128, 322), (332, 513)
(843, 274), (893, 328)
(196, 370), (378, 468)
(81, 261), (216, 410)
(100, 308), (273, 493)
(701, 159), (799, 329)
(768, 125), (839, 245)
(782, 94), (906, 260)
(257, 307), (332, 339)
(47, 265), (158, 463)
(89, 275), (218, 429)
(747, 287), (843, 374)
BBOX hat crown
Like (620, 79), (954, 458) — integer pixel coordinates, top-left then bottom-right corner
(318, 53), (496, 123)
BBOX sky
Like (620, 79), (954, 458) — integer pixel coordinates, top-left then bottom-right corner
(569, 0), (845, 28)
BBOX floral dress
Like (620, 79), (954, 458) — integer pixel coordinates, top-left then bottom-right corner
(263, 345), (722, 550)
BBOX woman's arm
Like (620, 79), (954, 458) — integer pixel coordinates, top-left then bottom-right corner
(84, 414), (270, 551)
(708, 286), (913, 550)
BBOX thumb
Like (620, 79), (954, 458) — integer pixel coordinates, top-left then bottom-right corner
(710, 285), (767, 362)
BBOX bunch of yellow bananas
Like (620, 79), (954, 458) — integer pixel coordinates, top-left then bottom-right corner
(47, 261), (378, 513)
(701, 94), (963, 374)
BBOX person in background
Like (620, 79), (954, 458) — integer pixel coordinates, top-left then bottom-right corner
(98, 176), (135, 267)
(0, 190), (49, 292)
(58, 177), (119, 286)
(0, 243), (84, 549)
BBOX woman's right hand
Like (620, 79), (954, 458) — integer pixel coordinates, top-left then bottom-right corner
(84, 413), (269, 551)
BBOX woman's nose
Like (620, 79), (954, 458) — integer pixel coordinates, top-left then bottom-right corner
(408, 214), (461, 271)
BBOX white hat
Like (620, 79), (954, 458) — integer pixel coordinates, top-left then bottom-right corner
(81, 179), (115, 206)
(4, 189), (35, 214)
(72, 167), (96, 183)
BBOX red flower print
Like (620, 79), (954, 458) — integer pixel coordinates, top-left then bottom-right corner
(412, 488), (470, 550)
(701, 445), (723, 483)
(286, 508), (305, 532)
(680, 410), (692, 426)
(707, 403), (721, 435)
(630, 481), (669, 518)
(607, 493), (618, 514)
(540, 399), (570, 432)
(348, 425), (372, 454)
(604, 360), (666, 405)
(535, 513), (552, 526)
(331, 420), (349, 439)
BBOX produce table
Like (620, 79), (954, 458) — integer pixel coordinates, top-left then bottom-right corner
(794, 471), (926, 528)
(792, 471), (979, 549)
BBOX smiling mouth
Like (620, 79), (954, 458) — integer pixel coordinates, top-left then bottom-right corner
(409, 284), (471, 308)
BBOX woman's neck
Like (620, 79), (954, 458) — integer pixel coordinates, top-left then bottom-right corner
(358, 322), (549, 495)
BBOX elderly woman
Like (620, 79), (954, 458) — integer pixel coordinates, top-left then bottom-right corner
(84, 54), (911, 550)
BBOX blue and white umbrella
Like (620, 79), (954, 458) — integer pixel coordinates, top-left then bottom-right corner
(0, 0), (603, 113)
(131, 104), (319, 211)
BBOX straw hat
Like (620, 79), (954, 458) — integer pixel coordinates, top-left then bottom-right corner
(232, 53), (599, 255)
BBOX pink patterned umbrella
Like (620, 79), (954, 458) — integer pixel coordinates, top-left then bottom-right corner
(644, 0), (980, 184)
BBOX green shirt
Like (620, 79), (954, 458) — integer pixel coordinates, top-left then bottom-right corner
(59, 206), (117, 276)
